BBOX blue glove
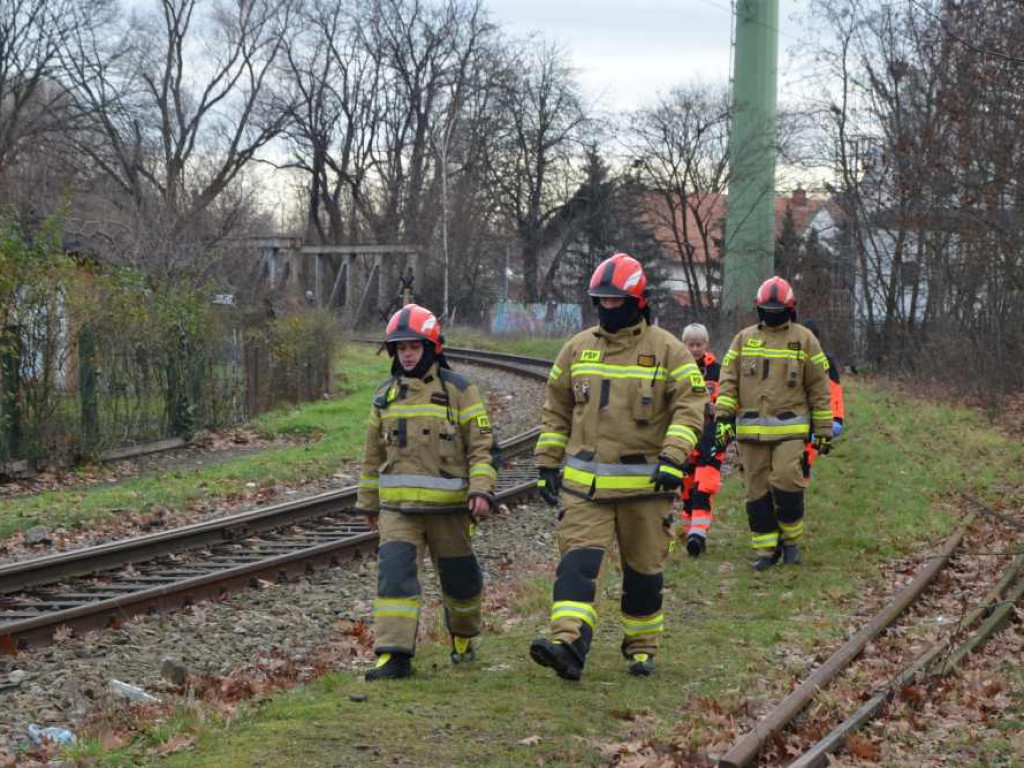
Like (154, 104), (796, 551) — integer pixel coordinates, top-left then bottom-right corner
(833, 419), (843, 439)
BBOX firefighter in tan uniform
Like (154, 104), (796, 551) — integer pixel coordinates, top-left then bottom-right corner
(356, 304), (500, 680)
(714, 277), (833, 571)
(529, 253), (708, 681)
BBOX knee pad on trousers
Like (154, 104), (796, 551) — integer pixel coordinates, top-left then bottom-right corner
(746, 494), (777, 534)
(377, 541), (420, 597)
(553, 547), (604, 603)
(621, 563), (663, 617)
(773, 487), (805, 524)
(437, 554), (483, 601)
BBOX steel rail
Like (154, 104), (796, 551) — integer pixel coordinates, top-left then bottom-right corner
(0, 347), (553, 652)
(718, 512), (978, 768)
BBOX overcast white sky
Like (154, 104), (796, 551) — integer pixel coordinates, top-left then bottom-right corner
(484, 0), (811, 112)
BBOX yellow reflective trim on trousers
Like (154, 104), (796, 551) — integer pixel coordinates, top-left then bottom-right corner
(620, 613), (665, 636)
(750, 532), (779, 549)
(549, 364), (563, 381)
(570, 362), (667, 381)
(717, 394), (738, 410)
(562, 466), (654, 491)
(470, 463), (497, 479)
(551, 600), (598, 628)
(379, 487), (469, 504)
(374, 597), (420, 620)
(358, 476), (379, 489)
(666, 424), (699, 444)
(457, 403), (486, 424)
(780, 520), (804, 541)
(737, 424), (810, 437)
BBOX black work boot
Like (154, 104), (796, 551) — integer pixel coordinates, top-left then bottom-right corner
(686, 534), (706, 558)
(752, 546), (782, 572)
(529, 637), (583, 681)
(627, 652), (656, 677)
(782, 543), (802, 565)
(450, 636), (476, 665)
(365, 652), (412, 681)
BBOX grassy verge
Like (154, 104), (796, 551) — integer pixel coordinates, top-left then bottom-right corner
(57, 375), (1019, 767)
(445, 328), (565, 361)
(0, 345), (391, 541)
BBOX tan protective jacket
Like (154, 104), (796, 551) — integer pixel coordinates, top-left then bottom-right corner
(715, 321), (833, 442)
(357, 364), (500, 514)
(534, 321), (708, 502)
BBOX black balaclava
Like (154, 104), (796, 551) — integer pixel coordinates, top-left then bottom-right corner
(597, 298), (643, 333)
(389, 341), (437, 379)
(757, 306), (794, 328)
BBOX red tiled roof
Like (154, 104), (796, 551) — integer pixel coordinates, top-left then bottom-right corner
(644, 190), (832, 263)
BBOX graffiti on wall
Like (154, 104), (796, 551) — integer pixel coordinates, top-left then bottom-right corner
(490, 302), (583, 336)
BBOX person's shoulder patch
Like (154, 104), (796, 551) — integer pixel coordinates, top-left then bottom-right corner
(476, 414), (492, 433)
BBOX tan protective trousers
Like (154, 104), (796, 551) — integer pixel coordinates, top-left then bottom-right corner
(738, 439), (808, 550)
(548, 494), (673, 660)
(372, 510), (483, 656)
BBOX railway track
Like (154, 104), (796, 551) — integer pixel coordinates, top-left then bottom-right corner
(0, 348), (552, 655)
(718, 501), (1024, 767)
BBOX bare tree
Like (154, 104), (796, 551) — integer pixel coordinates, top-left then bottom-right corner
(485, 39), (587, 303)
(624, 84), (731, 316)
(61, 0), (295, 271)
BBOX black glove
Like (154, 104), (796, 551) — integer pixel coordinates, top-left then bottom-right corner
(537, 467), (561, 506)
(650, 456), (686, 492)
(813, 433), (833, 455)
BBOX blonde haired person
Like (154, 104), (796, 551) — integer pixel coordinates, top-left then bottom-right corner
(677, 323), (724, 556)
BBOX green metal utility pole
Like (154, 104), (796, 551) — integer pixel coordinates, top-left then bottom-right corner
(722, 0), (780, 314)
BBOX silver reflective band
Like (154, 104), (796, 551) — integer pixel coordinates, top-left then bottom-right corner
(378, 474), (469, 490)
(565, 455), (658, 476)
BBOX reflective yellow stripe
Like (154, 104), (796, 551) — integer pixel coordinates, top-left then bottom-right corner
(380, 487), (469, 504)
(741, 347), (808, 360)
(722, 350), (738, 365)
(717, 395), (738, 410)
(810, 352), (829, 371)
(620, 613), (665, 636)
(666, 425), (699, 445)
(374, 597), (420, 619)
(551, 600), (597, 628)
(549, 364), (563, 381)
(562, 466), (653, 491)
(470, 463), (497, 479)
(737, 424), (810, 437)
(750, 532), (779, 549)
(779, 520), (804, 541)
(811, 410), (833, 420)
(381, 404), (449, 420)
(457, 403), (486, 424)
(570, 362), (667, 381)
(358, 475), (379, 489)
(669, 362), (700, 380)
(536, 432), (568, 449)
(658, 463), (684, 479)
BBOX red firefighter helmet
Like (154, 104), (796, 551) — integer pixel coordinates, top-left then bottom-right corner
(588, 253), (649, 308)
(385, 304), (443, 354)
(755, 276), (796, 310)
